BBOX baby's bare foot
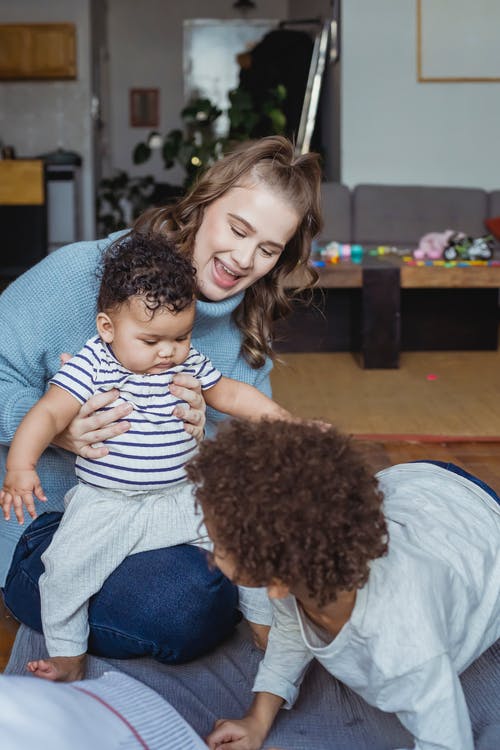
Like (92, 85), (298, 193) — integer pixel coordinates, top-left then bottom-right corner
(27, 654), (86, 682)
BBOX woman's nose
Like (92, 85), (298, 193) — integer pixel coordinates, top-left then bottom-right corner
(230, 243), (255, 270)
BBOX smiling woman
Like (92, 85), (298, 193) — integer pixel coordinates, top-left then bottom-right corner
(0, 136), (322, 670)
(192, 183), (299, 301)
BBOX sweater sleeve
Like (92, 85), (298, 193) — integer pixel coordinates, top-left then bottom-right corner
(0, 303), (50, 445)
(0, 241), (103, 446)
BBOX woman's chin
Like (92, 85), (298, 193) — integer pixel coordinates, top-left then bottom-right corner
(197, 277), (242, 302)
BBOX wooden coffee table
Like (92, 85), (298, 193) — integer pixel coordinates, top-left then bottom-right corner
(277, 255), (500, 368)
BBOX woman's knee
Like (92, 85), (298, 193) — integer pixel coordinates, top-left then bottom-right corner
(88, 545), (240, 663)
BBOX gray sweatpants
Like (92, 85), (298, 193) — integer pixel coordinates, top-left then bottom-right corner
(40, 481), (208, 657)
(40, 482), (272, 657)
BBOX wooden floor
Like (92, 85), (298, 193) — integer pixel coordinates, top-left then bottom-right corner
(2, 346), (500, 672)
(271, 349), (500, 437)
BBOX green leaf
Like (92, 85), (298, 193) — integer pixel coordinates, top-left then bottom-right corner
(133, 142), (151, 165)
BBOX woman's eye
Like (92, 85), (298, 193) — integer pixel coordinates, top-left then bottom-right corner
(260, 247), (273, 258)
(231, 226), (245, 238)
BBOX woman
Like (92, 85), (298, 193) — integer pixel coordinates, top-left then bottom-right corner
(0, 136), (321, 662)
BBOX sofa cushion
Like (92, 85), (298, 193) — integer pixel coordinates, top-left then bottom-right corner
(320, 182), (351, 242)
(352, 185), (489, 247)
(488, 190), (500, 219)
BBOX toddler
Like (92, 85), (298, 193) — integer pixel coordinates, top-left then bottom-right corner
(0, 232), (288, 681)
(186, 419), (500, 750)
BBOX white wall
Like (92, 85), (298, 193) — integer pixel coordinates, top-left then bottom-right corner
(0, 0), (96, 238)
(107, 0), (288, 186)
(341, 0), (500, 189)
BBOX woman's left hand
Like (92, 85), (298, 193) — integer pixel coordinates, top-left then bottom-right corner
(171, 373), (206, 442)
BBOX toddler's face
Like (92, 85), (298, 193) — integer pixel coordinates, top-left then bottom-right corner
(99, 295), (195, 374)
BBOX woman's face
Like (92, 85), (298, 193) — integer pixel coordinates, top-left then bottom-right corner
(192, 182), (300, 301)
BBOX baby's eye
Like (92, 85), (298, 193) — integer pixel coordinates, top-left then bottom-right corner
(143, 340), (156, 346)
(231, 226), (245, 238)
(176, 335), (189, 342)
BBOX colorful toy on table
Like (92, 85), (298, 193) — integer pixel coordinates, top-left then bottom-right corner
(310, 241), (365, 267)
(413, 230), (494, 263)
(442, 233), (494, 261)
(413, 230), (457, 260)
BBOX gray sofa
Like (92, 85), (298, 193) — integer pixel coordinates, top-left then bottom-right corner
(320, 182), (499, 246)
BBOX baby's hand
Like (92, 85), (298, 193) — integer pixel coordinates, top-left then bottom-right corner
(0, 469), (47, 524)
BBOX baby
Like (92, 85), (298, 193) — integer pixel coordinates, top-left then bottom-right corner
(187, 419), (500, 750)
(0, 232), (288, 681)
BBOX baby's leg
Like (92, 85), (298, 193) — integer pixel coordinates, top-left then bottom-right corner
(29, 485), (146, 682)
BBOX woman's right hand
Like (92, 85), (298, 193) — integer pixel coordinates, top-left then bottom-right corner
(52, 389), (133, 459)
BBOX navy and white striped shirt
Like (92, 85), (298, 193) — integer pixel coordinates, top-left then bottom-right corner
(50, 336), (221, 490)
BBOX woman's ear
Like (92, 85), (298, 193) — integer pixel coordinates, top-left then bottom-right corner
(96, 312), (114, 343)
(267, 579), (290, 600)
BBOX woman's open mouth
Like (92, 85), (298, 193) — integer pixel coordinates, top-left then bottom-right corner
(213, 257), (242, 288)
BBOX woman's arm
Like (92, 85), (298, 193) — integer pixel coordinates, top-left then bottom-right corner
(0, 243), (102, 447)
(1, 386), (80, 523)
(203, 377), (290, 421)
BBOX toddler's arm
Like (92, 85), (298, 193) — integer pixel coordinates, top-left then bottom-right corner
(203, 376), (290, 421)
(0, 386), (81, 523)
(206, 692), (284, 750)
(207, 597), (313, 749)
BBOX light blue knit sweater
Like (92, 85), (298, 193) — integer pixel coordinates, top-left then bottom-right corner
(0, 235), (272, 582)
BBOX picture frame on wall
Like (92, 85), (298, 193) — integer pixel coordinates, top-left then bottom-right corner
(129, 88), (159, 127)
(417, 0), (500, 82)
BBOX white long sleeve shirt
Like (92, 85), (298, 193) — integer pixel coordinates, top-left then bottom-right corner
(253, 462), (500, 750)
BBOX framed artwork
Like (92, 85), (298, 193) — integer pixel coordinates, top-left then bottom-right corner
(129, 88), (159, 127)
(417, 0), (500, 82)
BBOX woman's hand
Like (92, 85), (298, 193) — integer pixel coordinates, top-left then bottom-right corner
(206, 716), (266, 750)
(170, 373), (206, 442)
(52, 389), (133, 459)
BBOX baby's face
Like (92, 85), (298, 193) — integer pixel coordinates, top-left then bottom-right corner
(101, 295), (196, 374)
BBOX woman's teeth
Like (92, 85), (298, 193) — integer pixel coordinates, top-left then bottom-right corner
(220, 262), (239, 277)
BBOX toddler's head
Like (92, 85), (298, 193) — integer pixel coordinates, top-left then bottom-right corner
(187, 419), (388, 606)
(97, 232), (197, 374)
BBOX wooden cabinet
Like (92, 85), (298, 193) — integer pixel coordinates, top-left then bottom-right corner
(0, 24), (76, 80)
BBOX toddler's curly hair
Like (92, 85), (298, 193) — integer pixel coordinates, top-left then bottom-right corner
(186, 419), (388, 605)
(97, 231), (197, 314)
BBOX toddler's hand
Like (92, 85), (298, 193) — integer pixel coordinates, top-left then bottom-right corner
(206, 717), (266, 750)
(0, 469), (47, 524)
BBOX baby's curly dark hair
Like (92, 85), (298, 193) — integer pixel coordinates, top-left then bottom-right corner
(97, 231), (197, 314)
(186, 419), (388, 605)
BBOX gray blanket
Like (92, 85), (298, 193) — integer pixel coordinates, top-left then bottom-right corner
(6, 625), (500, 749)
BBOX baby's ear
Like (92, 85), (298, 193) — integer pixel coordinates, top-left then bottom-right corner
(96, 312), (114, 343)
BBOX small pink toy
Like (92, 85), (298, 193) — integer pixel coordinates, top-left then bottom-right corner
(413, 230), (458, 260)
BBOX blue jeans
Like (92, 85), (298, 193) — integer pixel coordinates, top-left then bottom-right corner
(414, 460), (500, 505)
(2, 512), (240, 664)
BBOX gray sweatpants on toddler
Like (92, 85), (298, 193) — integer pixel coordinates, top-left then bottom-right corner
(40, 481), (272, 657)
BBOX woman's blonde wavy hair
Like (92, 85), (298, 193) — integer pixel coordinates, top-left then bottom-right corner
(133, 136), (322, 368)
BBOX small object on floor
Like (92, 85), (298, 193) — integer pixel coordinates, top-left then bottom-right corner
(426, 373), (438, 381)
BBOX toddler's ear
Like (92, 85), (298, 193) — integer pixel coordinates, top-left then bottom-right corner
(267, 580), (290, 600)
(96, 312), (114, 343)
